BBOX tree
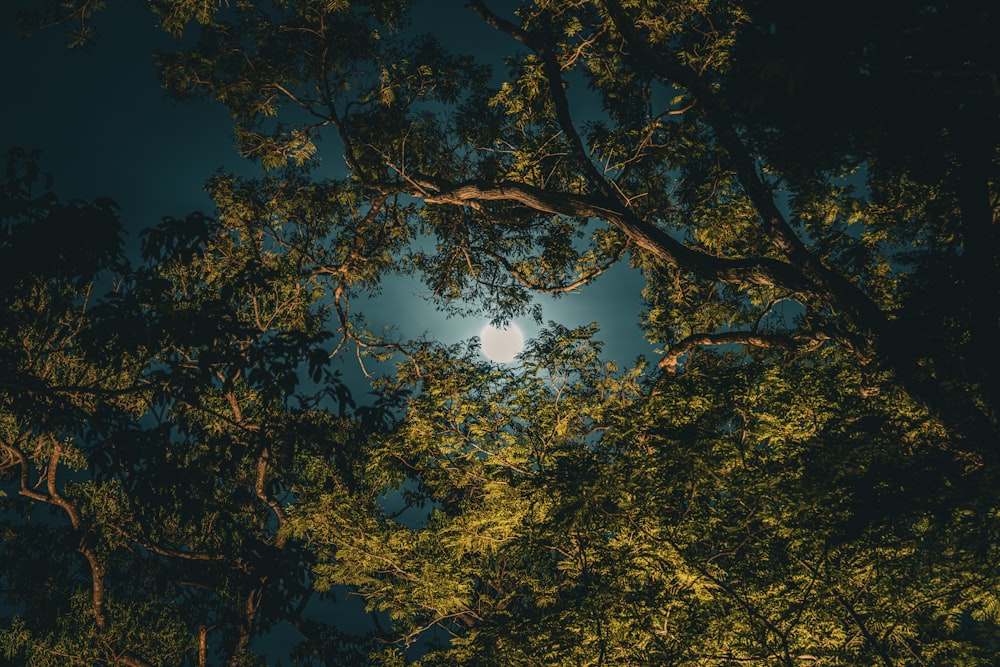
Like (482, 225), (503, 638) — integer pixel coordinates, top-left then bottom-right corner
(137, 0), (998, 449)
(0, 150), (391, 665)
(0, 150), (177, 665)
(292, 327), (1000, 665)
(6, 0), (1000, 664)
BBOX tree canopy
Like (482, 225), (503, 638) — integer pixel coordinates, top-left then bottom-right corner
(2, 1), (999, 665)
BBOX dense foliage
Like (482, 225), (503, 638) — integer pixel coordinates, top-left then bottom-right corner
(3, 1), (998, 665)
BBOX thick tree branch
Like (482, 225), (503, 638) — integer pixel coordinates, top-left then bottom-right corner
(255, 447), (289, 549)
(466, 1), (537, 49)
(12, 437), (110, 632)
(230, 591), (257, 666)
(198, 626), (209, 667)
(599, 0), (1000, 449)
(600, 0), (888, 343)
(411, 175), (813, 292)
(658, 330), (832, 372)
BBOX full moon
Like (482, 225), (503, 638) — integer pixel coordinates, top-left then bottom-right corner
(479, 323), (525, 363)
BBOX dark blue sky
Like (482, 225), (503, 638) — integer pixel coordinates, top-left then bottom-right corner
(1, 1), (252, 247)
(2, 0), (654, 384)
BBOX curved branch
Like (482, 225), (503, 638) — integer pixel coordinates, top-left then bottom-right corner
(413, 176), (813, 292)
(255, 447), (289, 549)
(13, 437), (110, 631)
(597, 1), (1000, 448)
(469, 241), (626, 294)
(330, 282), (424, 378)
(659, 330), (832, 372)
(600, 0), (888, 344)
(107, 522), (226, 562)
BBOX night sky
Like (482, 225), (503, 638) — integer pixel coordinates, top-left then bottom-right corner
(2, 0), (654, 399)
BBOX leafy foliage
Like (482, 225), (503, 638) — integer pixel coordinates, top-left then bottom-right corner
(0, 150), (391, 665)
(4, 0), (1000, 664)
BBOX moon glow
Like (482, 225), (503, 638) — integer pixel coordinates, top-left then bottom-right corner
(480, 323), (525, 363)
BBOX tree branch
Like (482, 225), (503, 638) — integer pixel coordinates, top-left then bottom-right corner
(468, 241), (626, 294)
(107, 522), (226, 561)
(410, 175), (813, 292)
(46, 439), (109, 631)
(791, 554), (895, 667)
(600, 0), (888, 345)
(468, 1), (620, 203)
(659, 329), (832, 372)
(255, 447), (289, 549)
